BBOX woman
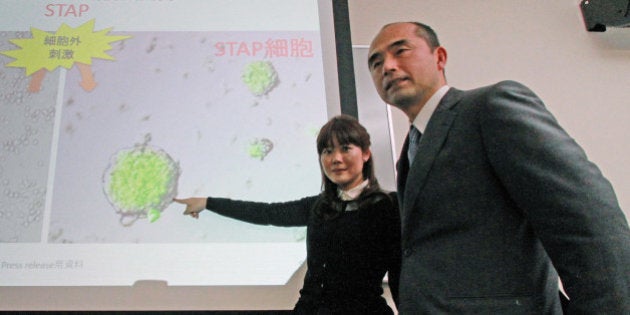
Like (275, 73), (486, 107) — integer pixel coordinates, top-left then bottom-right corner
(174, 114), (400, 314)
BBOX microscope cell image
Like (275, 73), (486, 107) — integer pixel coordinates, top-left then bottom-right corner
(247, 138), (274, 160)
(103, 142), (180, 226)
(33, 31), (326, 243)
(242, 61), (278, 96)
(0, 31), (57, 242)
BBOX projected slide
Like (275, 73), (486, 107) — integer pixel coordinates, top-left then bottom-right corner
(0, 1), (329, 286)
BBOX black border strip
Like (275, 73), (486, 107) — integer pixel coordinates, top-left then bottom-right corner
(332, 0), (358, 118)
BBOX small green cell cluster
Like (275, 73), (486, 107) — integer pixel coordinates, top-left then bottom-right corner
(104, 145), (178, 225)
(242, 61), (278, 96)
(248, 138), (274, 160)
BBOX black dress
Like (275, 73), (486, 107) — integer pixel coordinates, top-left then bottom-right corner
(206, 190), (401, 314)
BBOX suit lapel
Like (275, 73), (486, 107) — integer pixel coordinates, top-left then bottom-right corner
(398, 88), (463, 227)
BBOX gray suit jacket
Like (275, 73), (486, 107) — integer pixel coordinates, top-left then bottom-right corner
(396, 80), (630, 314)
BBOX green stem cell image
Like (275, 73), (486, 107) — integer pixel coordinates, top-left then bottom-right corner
(103, 144), (179, 226)
(242, 61), (278, 96)
(248, 138), (274, 160)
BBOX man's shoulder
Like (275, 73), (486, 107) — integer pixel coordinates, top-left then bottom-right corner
(459, 80), (528, 94)
(454, 80), (539, 104)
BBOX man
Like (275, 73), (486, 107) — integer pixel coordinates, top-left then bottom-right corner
(368, 21), (629, 314)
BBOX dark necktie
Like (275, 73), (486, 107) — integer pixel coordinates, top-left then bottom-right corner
(407, 125), (422, 165)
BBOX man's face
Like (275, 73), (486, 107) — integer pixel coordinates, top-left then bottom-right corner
(368, 23), (445, 112)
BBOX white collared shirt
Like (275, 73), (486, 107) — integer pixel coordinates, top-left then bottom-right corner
(339, 179), (369, 201)
(338, 179), (369, 211)
(411, 85), (451, 133)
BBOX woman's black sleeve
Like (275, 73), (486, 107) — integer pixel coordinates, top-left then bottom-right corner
(205, 195), (319, 227)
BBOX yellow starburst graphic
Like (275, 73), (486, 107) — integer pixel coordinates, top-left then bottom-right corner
(1, 19), (131, 92)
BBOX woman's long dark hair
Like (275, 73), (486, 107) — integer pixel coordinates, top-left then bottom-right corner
(314, 115), (382, 219)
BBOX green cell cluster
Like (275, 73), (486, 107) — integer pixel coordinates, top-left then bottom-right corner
(104, 145), (179, 225)
(248, 138), (274, 160)
(242, 61), (278, 96)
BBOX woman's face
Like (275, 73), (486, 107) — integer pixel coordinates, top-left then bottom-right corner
(320, 136), (371, 191)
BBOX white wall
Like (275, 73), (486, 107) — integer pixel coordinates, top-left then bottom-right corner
(349, 0), (630, 219)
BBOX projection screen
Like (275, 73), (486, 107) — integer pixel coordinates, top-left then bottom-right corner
(0, 0), (357, 310)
